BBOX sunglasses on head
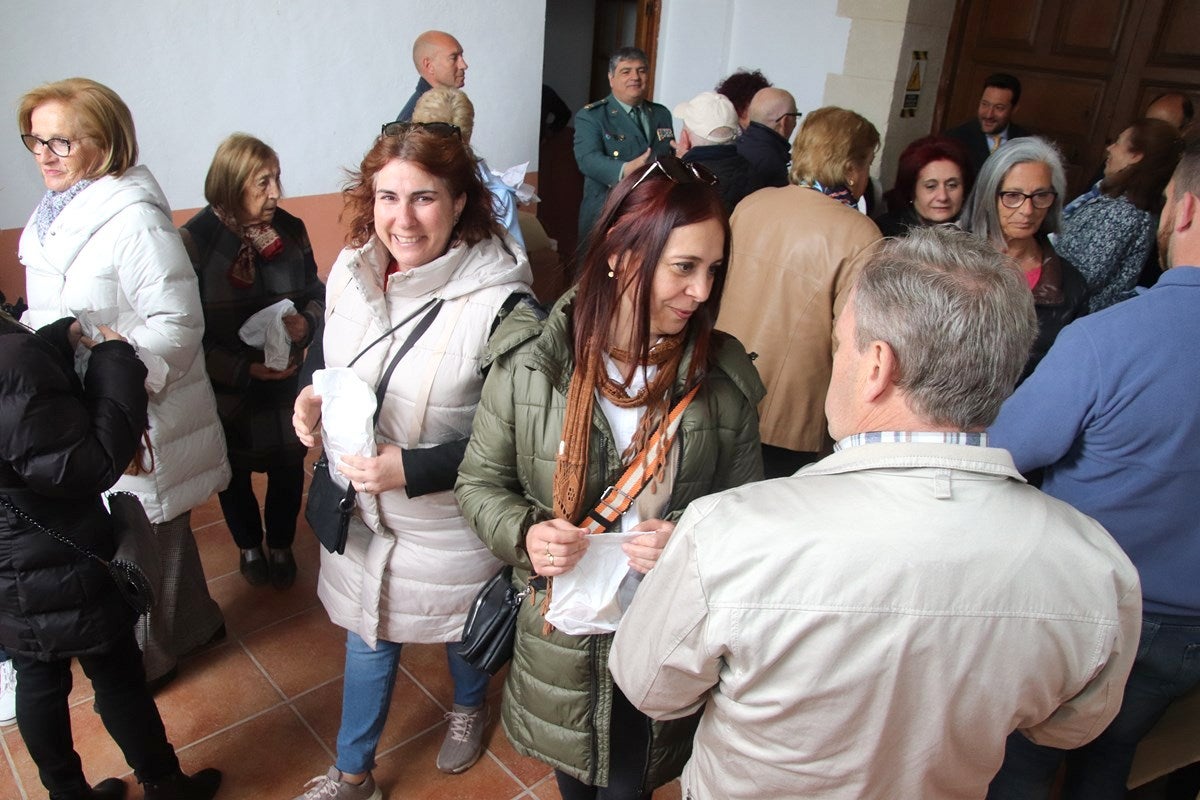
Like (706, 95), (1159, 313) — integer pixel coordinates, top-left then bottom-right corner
(379, 121), (462, 139)
(630, 154), (719, 191)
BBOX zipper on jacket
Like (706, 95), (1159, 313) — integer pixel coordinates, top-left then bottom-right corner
(638, 707), (653, 796)
(588, 635), (600, 786)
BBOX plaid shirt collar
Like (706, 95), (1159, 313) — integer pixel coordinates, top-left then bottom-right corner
(834, 431), (989, 452)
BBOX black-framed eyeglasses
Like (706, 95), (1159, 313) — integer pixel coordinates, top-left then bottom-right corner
(630, 154), (719, 191)
(20, 134), (76, 157)
(380, 121), (462, 140)
(775, 111), (802, 123)
(998, 190), (1057, 209)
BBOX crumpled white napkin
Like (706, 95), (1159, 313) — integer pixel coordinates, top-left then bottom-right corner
(312, 368), (377, 490)
(491, 161), (541, 204)
(545, 531), (645, 635)
(238, 299), (298, 371)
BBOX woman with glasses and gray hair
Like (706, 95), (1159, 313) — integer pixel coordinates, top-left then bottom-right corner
(961, 136), (1089, 382)
(290, 123), (532, 799)
(16, 77), (229, 692)
(455, 155), (764, 800)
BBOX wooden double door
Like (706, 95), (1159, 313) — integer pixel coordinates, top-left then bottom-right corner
(937, 0), (1200, 196)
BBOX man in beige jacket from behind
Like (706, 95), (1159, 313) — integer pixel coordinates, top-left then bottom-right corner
(611, 228), (1141, 800)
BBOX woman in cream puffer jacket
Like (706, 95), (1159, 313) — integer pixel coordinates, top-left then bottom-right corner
(290, 124), (532, 796)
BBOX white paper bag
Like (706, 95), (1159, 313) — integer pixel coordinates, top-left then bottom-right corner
(545, 532), (645, 635)
(312, 368), (377, 490)
(238, 299), (297, 370)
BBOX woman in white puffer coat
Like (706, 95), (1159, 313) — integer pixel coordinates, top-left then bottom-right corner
(290, 123), (532, 799)
(17, 78), (229, 687)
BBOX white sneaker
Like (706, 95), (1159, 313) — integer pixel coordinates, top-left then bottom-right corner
(0, 661), (16, 725)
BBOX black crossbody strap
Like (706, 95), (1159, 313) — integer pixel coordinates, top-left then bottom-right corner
(347, 296), (440, 370)
(0, 494), (107, 566)
(371, 300), (444, 427)
(320, 298), (444, 513)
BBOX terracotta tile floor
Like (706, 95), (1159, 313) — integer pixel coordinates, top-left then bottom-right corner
(0, 451), (681, 800)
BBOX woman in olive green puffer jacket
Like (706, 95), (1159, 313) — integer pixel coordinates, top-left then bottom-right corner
(456, 157), (765, 799)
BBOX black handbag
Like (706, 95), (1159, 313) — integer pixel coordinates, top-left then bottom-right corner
(305, 298), (443, 554)
(457, 566), (532, 674)
(305, 456), (357, 554)
(0, 491), (159, 614)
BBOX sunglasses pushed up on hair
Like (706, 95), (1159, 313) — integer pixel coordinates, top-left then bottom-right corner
(379, 121), (462, 139)
(630, 154), (720, 191)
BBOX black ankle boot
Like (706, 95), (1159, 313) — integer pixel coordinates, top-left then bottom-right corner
(89, 778), (127, 799)
(142, 768), (221, 800)
(50, 777), (126, 800)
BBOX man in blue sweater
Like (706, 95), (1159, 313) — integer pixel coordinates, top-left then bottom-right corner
(986, 139), (1200, 799)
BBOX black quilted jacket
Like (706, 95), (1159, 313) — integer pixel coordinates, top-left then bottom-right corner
(0, 315), (148, 660)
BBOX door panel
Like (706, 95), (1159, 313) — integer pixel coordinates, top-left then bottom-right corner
(1054, 0), (1128, 59)
(938, 0), (1200, 196)
(1153, 0), (1200, 66)
(975, 0), (1042, 50)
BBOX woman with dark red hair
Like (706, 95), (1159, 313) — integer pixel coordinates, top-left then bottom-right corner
(456, 155), (764, 799)
(877, 135), (972, 236)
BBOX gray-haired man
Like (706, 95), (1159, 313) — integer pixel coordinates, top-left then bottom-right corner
(611, 227), (1141, 800)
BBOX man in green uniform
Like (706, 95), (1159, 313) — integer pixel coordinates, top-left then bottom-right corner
(573, 46), (676, 243)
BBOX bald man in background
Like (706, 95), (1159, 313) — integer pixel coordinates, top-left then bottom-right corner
(395, 30), (468, 122)
(1145, 91), (1194, 136)
(737, 87), (800, 189)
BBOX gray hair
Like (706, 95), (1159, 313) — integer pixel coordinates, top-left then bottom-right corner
(1173, 136), (1200, 199)
(608, 47), (648, 75)
(852, 226), (1037, 429)
(960, 136), (1068, 251)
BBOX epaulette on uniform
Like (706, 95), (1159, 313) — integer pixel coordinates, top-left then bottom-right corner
(582, 98), (609, 111)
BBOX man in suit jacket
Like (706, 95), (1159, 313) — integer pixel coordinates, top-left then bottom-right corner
(573, 46), (676, 243)
(946, 73), (1031, 177)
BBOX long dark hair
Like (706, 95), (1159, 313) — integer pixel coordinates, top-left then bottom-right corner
(340, 125), (500, 248)
(1102, 118), (1186, 213)
(573, 162), (729, 387)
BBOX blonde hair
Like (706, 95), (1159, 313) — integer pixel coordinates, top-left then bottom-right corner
(789, 106), (879, 187)
(412, 87), (475, 145)
(203, 133), (281, 214)
(18, 77), (138, 179)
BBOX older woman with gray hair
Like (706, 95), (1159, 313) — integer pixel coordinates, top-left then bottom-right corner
(960, 136), (1088, 382)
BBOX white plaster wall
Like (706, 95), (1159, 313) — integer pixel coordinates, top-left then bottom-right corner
(655, 0), (954, 193)
(0, 0), (545, 228)
(656, 0), (852, 127)
(831, 0), (956, 191)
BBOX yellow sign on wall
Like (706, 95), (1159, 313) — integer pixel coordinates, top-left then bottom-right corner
(900, 51), (928, 118)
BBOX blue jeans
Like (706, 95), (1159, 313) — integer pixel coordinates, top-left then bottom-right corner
(335, 631), (491, 774)
(988, 612), (1200, 800)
